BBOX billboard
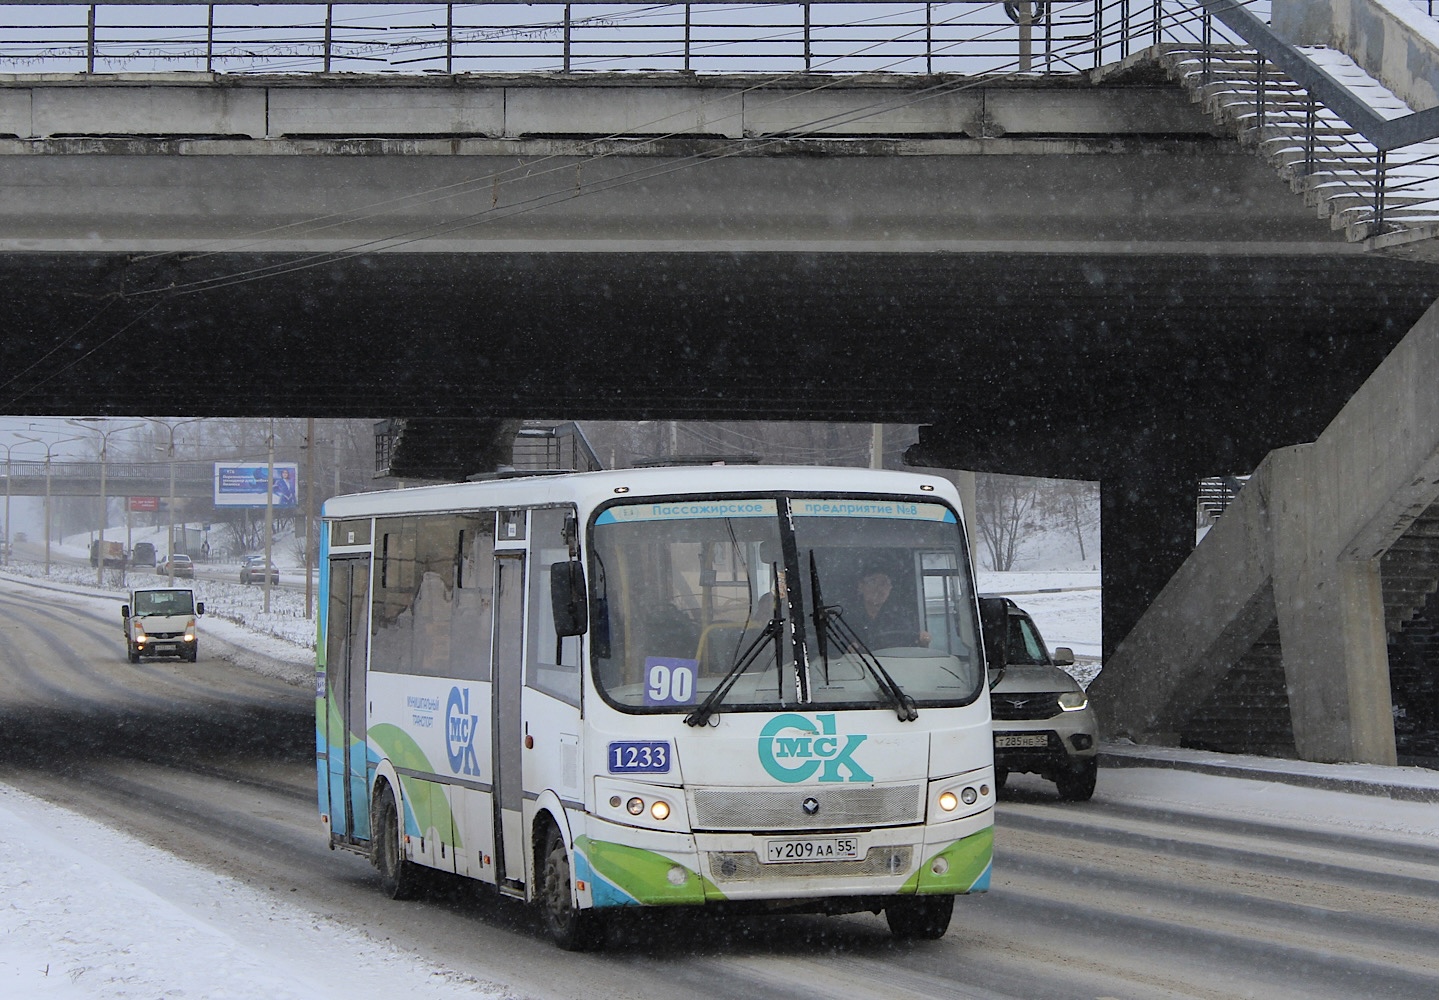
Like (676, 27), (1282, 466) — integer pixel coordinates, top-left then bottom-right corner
(214, 463), (299, 508)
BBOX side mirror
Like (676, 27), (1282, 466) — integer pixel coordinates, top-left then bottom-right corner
(550, 561), (587, 637)
(978, 598), (1007, 674)
(1052, 646), (1074, 666)
(196, 602), (205, 616)
(120, 604), (130, 619)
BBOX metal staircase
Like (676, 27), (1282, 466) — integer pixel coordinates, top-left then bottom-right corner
(1158, 42), (1439, 250)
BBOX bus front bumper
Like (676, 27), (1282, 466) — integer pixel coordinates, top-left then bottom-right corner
(573, 808), (992, 909)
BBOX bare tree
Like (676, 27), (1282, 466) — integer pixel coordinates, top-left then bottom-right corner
(1043, 479), (1099, 563)
(974, 474), (1041, 571)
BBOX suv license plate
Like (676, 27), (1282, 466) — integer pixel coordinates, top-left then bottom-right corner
(764, 837), (860, 863)
(995, 733), (1049, 748)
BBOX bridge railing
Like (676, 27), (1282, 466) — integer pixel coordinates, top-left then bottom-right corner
(2, 2), (1435, 83)
(0, 2), (1423, 84)
(0, 0), (1268, 78)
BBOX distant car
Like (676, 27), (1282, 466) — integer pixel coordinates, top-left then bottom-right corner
(240, 556), (279, 585)
(157, 554), (195, 579)
(131, 541), (156, 568)
(981, 595), (1099, 802)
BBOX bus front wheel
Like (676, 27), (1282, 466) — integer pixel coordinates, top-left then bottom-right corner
(886, 894), (954, 940)
(538, 825), (604, 951)
(372, 786), (422, 901)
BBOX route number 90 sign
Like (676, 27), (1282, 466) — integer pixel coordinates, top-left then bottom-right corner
(643, 656), (697, 706)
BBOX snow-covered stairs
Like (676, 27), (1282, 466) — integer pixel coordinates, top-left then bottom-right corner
(1156, 44), (1439, 249)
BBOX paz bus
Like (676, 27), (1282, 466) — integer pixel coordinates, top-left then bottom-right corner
(316, 465), (994, 949)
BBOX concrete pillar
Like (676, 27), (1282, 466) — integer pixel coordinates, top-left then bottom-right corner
(1270, 448), (1399, 764)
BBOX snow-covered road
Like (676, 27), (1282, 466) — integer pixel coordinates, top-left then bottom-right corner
(2, 568), (1438, 999)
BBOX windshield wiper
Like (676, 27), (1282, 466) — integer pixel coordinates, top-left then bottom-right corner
(684, 571), (786, 727)
(822, 597), (919, 723)
(809, 552), (834, 685)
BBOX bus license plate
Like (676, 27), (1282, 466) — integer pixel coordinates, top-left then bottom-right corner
(994, 733), (1049, 748)
(764, 837), (860, 864)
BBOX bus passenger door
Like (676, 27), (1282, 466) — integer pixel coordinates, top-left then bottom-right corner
(324, 555), (371, 845)
(492, 552), (527, 891)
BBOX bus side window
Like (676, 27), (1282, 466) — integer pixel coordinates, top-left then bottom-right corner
(527, 508), (582, 706)
(372, 513), (497, 680)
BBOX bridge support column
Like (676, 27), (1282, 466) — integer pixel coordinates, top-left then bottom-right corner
(1269, 449), (1399, 764)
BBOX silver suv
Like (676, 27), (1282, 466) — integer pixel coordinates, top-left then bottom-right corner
(980, 595), (1098, 801)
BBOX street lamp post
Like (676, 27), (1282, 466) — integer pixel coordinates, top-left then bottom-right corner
(264, 420), (274, 615)
(69, 420), (143, 587)
(147, 418), (204, 586)
(0, 440), (25, 567)
(15, 433), (84, 576)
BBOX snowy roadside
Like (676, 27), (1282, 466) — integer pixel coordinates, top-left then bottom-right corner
(0, 785), (510, 1000)
(0, 565), (516, 999)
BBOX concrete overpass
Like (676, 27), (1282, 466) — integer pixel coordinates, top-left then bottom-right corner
(0, 460), (216, 498)
(6, 61), (1437, 652)
(5, 0), (1439, 765)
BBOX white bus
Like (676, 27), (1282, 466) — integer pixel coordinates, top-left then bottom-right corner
(316, 465), (994, 949)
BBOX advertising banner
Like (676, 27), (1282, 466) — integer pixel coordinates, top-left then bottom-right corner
(129, 496), (159, 512)
(213, 463), (300, 508)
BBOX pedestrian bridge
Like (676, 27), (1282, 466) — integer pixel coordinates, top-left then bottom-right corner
(5, 0), (1439, 767)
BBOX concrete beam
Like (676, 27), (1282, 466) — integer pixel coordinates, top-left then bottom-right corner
(0, 73), (1226, 142)
(270, 87), (504, 138)
(0, 143), (1343, 253)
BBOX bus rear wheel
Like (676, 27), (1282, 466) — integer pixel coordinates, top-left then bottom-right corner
(538, 825), (603, 951)
(372, 786), (422, 901)
(885, 894), (954, 940)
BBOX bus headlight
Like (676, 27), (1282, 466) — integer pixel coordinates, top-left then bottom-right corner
(938, 791), (958, 812)
(961, 787), (978, 805)
(598, 779), (689, 829)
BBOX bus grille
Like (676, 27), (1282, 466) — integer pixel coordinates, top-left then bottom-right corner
(708, 846), (912, 882)
(691, 785), (924, 831)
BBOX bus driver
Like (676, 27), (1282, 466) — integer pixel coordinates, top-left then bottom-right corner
(849, 565), (931, 649)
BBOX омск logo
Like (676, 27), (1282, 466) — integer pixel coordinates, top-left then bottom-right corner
(758, 713), (872, 783)
(446, 686), (481, 776)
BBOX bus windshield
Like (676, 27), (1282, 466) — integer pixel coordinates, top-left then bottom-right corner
(589, 495), (983, 714)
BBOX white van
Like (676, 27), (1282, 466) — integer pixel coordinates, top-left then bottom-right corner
(122, 587), (205, 663)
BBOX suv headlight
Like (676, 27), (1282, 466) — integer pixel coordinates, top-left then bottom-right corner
(1058, 691), (1089, 712)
